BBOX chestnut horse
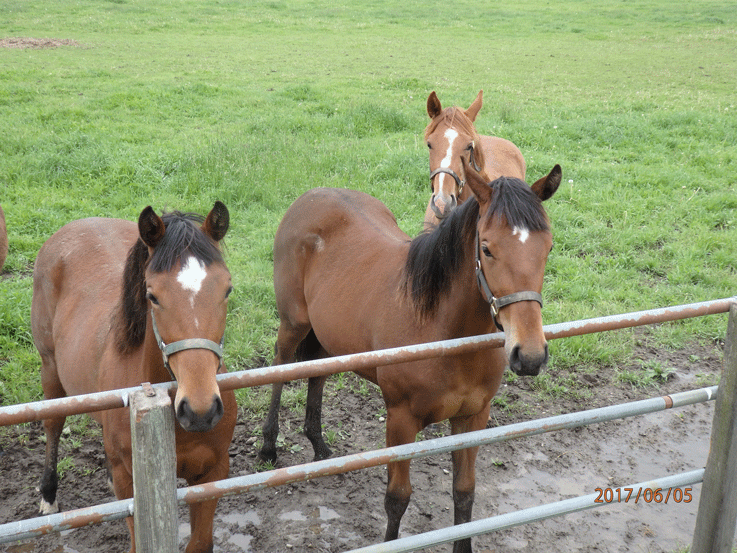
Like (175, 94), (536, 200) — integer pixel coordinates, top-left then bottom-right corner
(261, 161), (561, 552)
(425, 90), (526, 226)
(31, 202), (237, 553)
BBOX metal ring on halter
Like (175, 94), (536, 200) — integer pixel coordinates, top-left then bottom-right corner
(473, 231), (543, 331)
(429, 146), (481, 196)
(150, 309), (225, 382)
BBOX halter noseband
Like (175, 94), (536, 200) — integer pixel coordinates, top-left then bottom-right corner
(150, 309), (225, 381)
(429, 144), (483, 197)
(474, 232), (543, 331)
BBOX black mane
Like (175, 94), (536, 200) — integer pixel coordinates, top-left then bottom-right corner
(404, 176), (549, 319)
(115, 211), (224, 354)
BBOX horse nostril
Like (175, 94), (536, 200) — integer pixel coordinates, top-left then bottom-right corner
(509, 345), (521, 371)
(176, 398), (193, 430)
(175, 395), (224, 432)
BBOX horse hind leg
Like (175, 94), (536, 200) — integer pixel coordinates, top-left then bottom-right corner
(259, 321), (312, 463)
(38, 414), (65, 514)
(37, 353), (66, 515)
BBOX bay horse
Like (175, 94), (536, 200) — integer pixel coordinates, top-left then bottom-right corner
(261, 160), (561, 552)
(31, 202), (237, 553)
(425, 90), (527, 226)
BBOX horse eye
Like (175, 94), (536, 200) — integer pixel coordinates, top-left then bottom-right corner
(146, 292), (159, 305)
(481, 245), (494, 258)
(427, 142), (432, 149)
(225, 286), (234, 299)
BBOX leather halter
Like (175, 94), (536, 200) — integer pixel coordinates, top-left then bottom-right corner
(474, 232), (543, 332)
(150, 309), (224, 381)
(429, 144), (483, 197)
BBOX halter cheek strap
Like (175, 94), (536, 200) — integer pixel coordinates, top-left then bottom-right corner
(474, 232), (543, 331)
(150, 309), (224, 382)
(429, 144), (484, 197)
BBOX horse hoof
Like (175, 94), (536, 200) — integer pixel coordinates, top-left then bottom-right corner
(39, 498), (59, 515)
(258, 448), (277, 464)
(313, 446), (333, 461)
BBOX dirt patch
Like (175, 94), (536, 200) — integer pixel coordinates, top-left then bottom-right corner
(0, 340), (728, 553)
(0, 38), (82, 49)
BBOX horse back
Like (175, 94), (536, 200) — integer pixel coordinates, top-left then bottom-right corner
(274, 188), (411, 354)
(479, 135), (526, 180)
(32, 217), (139, 398)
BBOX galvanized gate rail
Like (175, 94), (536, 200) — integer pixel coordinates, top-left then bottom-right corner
(0, 297), (735, 550)
(0, 385), (719, 544)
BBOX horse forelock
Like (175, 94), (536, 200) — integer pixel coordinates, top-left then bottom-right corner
(486, 177), (549, 233)
(424, 106), (485, 171)
(148, 211), (223, 273)
(115, 211), (224, 355)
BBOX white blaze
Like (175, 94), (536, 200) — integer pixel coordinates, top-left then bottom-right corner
(437, 128), (458, 194)
(512, 226), (530, 244)
(177, 256), (207, 314)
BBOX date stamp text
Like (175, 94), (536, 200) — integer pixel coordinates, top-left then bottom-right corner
(594, 487), (693, 504)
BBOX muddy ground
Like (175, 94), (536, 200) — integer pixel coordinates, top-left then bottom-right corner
(0, 338), (730, 553)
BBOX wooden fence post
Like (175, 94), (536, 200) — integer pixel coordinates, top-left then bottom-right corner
(692, 302), (737, 553)
(130, 383), (178, 553)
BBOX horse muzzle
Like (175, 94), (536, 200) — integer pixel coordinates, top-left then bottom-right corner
(175, 393), (224, 432)
(508, 342), (549, 376)
(430, 193), (457, 220)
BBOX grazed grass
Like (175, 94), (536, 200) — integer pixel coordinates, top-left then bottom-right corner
(1, 0), (735, 412)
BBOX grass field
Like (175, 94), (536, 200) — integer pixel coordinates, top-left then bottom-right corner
(1, 0), (736, 407)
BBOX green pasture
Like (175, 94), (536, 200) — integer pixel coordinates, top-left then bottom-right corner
(1, 0), (736, 407)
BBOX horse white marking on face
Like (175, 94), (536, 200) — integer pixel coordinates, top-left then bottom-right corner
(436, 128), (458, 195)
(177, 256), (207, 314)
(512, 226), (530, 244)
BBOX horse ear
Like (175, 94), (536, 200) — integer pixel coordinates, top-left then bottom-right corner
(464, 90), (483, 122)
(427, 91), (442, 119)
(462, 157), (493, 206)
(202, 201), (229, 242)
(530, 164), (562, 202)
(138, 206), (166, 249)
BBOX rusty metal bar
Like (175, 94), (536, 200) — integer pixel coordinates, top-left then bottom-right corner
(214, 296), (735, 391)
(2, 297), (732, 428)
(177, 386), (716, 505)
(0, 499), (133, 545)
(346, 468), (706, 553)
(0, 386), (715, 544)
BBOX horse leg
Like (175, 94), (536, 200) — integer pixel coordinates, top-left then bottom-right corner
(38, 354), (65, 515)
(38, 414), (65, 514)
(304, 374), (332, 460)
(108, 458), (136, 553)
(383, 408), (422, 541)
(260, 320), (311, 463)
(260, 380), (285, 463)
(449, 406), (491, 553)
(186, 499), (217, 553)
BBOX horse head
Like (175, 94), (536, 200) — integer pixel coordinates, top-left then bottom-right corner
(424, 90), (487, 226)
(464, 159), (561, 376)
(139, 202), (232, 432)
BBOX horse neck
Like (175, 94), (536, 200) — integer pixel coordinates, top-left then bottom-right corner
(428, 241), (496, 338)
